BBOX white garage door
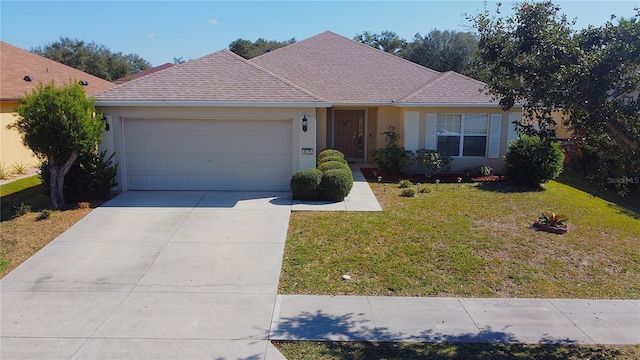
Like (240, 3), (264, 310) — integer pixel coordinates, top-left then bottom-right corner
(123, 119), (292, 190)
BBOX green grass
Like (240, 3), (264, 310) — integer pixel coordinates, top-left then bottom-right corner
(280, 171), (640, 298)
(0, 175), (49, 221)
(273, 341), (640, 360)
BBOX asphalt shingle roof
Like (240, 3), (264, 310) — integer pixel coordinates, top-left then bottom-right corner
(252, 31), (444, 104)
(0, 41), (115, 100)
(400, 71), (495, 104)
(94, 31), (498, 106)
(96, 50), (326, 103)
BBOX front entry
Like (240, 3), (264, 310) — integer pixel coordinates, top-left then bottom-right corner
(334, 110), (365, 160)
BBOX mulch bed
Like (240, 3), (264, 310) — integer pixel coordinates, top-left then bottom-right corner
(360, 168), (507, 184)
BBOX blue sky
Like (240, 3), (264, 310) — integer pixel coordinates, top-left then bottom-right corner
(2, 1), (638, 66)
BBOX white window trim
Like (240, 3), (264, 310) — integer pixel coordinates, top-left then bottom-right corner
(437, 113), (489, 158)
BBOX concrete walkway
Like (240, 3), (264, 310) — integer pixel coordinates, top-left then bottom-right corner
(270, 295), (640, 345)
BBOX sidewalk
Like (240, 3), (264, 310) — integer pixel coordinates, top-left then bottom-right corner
(270, 295), (640, 345)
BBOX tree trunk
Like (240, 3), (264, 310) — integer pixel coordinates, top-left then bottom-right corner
(48, 151), (79, 210)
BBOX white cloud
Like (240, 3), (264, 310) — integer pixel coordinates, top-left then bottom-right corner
(208, 18), (218, 25)
(148, 32), (156, 39)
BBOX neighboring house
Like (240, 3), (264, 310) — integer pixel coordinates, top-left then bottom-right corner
(113, 63), (175, 84)
(0, 41), (115, 167)
(95, 31), (522, 192)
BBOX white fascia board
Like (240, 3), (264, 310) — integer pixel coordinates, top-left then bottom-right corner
(331, 101), (395, 107)
(95, 100), (332, 108)
(392, 102), (503, 108)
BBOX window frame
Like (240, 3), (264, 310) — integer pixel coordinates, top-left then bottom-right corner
(436, 113), (489, 158)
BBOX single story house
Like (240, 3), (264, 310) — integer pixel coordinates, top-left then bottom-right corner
(95, 31), (523, 192)
(0, 41), (115, 167)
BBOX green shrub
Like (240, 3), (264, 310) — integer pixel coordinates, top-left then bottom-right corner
(415, 149), (451, 177)
(477, 165), (494, 177)
(317, 149), (345, 162)
(318, 160), (351, 173)
(41, 150), (118, 202)
(418, 186), (431, 194)
(37, 209), (52, 221)
(290, 168), (323, 200)
(401, 188), (417, 197)
(13, 202), (31, 217)
(370, 126), (415, 175)
(318, 155), (348, 165)
(505, 135), (564, 187)
(398, 179), (413, 188)
(320, 169), (353, 201)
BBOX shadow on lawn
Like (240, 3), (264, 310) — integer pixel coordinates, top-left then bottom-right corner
(0, 184), (49, 221)
(474, 181), (545, 193)
(555, 170), (640, 220)
(269, 310), (607, 360)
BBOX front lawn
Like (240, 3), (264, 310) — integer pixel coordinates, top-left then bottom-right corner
(0, 176), (99, 277)
(280, 171), (640, 299)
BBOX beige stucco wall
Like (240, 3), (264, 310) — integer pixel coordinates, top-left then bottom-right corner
(0, 101), (39, 167)
(96, 105), (317, 191)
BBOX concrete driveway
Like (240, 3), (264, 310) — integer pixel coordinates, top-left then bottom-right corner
(1, 191), (292, 360)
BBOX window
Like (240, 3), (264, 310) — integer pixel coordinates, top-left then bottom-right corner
(437, 114), (488, 157)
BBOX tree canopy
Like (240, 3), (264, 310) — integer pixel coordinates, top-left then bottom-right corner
(10, 82), (105, 208)
(228, 37), (296, 59)
(353, 30), (406, 55)
(402, 30), (479, 75)
(470, 1), (639, 194)
(353, 29), (480, 77)
(32, 37), (151, 81)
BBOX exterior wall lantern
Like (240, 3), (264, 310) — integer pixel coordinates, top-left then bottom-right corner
(302, 115), (308, 132)
(101, 115), (110, 131)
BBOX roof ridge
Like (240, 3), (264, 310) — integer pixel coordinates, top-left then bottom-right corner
(226, 49), (328, 102)
(337, 32), (442, 77)
(400, 71), (453, 102)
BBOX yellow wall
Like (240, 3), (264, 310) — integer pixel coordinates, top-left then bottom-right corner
(0, 101), (39, 167)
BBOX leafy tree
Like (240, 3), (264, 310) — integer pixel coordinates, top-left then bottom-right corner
(402, 30), (479, 75)
(470, 1), (640, 194)
(10, 82), (105, 209)
(32, 37), (151, 81)
(354, 30), (406, 55)
(228, 37), (296, 59)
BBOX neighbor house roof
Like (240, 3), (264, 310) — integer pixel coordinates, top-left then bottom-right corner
(0, 41), (115, 101)
(113, 63), (175, 84)
(96, 49), (328, 106)
(251, 31), (496, 105)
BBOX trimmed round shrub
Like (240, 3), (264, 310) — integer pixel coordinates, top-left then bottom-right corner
(317, 149), (345, 162)
(505, 135), (564, 187)
(318, 155), (348, 165)
(320, 169), (354, 201)
(317, 160), (351, 173)
(290, 168), (323, 200)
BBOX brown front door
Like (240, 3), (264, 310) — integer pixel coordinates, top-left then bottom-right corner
(334, 110), (365, 159)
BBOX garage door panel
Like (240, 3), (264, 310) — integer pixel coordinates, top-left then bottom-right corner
(124, 119), (292, 191)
